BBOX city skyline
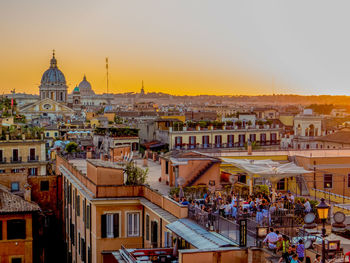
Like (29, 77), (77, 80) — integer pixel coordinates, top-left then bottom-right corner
(2, 1), (350, 96)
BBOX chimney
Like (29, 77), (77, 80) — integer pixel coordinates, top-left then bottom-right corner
(23, 183), (32, 202)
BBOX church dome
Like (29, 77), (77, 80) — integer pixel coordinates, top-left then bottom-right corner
(40, 53), (66, 85)
(73, 86), (80, 93)
(78, 75), (95, 96)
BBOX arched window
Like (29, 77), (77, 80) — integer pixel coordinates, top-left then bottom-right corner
(309, 124), (315, 137)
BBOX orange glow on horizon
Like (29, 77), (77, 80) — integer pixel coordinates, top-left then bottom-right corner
(0, 51), (279, 97)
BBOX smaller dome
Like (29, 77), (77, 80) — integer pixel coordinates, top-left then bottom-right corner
(73, 86), (80, 93)
(78, 75), (95, 96)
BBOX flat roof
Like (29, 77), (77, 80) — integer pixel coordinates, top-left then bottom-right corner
(87, 159), (125, 170)
(69, 159), (124, 174)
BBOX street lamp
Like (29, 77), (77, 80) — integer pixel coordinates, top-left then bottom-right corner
(316, 198), (330, 263)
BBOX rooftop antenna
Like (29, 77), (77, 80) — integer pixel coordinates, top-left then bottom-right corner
(106, 57), (109, 94)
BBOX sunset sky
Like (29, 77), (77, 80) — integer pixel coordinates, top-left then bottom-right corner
(1, 1), (350, 96)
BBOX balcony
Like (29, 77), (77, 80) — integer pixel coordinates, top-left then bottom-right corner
(172, 140), (281, 150)
(27, 155), (39, 162)
(0, 157), (6, 164)
(10, 156), (22, 163)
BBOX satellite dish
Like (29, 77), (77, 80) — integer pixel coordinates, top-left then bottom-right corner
(177, 177), (185, 187)
(305, 239), (313, 249)
(229, 175), (235, 184)
(334, 211), (346, 224)
(304, 213), (316, 224)
(332, 211), (346, 228)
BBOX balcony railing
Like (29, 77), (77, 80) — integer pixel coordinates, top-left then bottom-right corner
(0, 157), (6, 164)
(173, 140), (281, 150)
(10, 156), (22, 163)
(27, 155), (39, 162)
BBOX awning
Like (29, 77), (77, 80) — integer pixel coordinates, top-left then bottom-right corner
(221, 158), (311, 183)
(166, 218), (236, 249)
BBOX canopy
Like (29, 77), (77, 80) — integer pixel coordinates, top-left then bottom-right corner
(221, 158), (311, 183)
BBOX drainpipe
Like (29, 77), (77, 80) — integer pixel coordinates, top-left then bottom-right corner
(142, 206), (145, 248)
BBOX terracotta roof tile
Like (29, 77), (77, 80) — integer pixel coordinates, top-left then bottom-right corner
(0, 189), (40, 214)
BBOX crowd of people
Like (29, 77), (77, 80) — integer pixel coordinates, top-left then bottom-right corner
(174, 188), (313, 226)
(172, 187), (350, 263)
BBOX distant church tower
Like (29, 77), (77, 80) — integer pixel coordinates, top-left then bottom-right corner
(39, 50), (68, 103)
(140, 80), (145, 95)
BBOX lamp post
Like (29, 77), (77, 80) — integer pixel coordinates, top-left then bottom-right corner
(316, 198), (330, 263)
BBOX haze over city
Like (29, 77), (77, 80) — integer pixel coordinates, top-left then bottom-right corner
(2, 0), (350, 96)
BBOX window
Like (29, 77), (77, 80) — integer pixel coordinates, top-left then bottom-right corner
(165, 161), (169, 174)
(46, 132), (50, 137)
(11, 168), (25, 173)
(7, 219), (26, 239)
(76, 195), (80, 216)
(214, 135), (222, 148)
(202, 136), (209, 148)
(83, 199), (86, 222)
(12, 149), (19, 162)
(0, 221), (2, 240)
(348, 174), (350, 188)
(227, 135), (234, 147)
(86, 205), (91, 229)
(324, 174), (333, 189)
(260, 133), (266, 145)
(164, 232), (172, 248)
(238, 134), (245, 147)
(11, 258), (22, 263)
(11, 182), (19, 192)
(40, 180), (49, 191)
(80, 237), (86, 262)
(0, 170), (5, 174)
(271, 133), (277, 143)
(174, 136), (182, 149)
(54, 132), (58, 137)
(0, 149), (3, 162)
(249, 134), (256, 142)
(29, 148), (36, 161)
(277, 178), (285, 190)
(146, 214), (150, 241)
(151, 220), (158, 246)
(101, 213), (119, 238)
(127, 212), (140, 237)
(188, 136), (196, 149)
(29, 168), (38, 176)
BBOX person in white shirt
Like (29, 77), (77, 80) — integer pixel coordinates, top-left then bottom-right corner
(288, 192), (295, 203)
(263, 228), (279, 249)
(304, 198), (312, 213)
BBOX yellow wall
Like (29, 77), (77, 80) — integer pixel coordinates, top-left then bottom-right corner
(103, 113), (115, 122)
(161, 115), (186, 122)
(279, 115), (294, 126)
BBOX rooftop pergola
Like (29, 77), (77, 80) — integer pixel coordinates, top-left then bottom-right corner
(221, 158), (311, 194)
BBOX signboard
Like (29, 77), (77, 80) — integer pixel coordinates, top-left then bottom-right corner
(239, 219), (247, 247)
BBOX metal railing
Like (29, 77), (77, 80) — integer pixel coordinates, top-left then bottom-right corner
(10, 156), (22, 163)
(28, 155), (39, 162)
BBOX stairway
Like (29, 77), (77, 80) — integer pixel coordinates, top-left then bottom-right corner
(186, 161), (217, 187)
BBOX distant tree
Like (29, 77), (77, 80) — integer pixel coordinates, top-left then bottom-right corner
(65, 142), (78, 153)
(307, 104), (334, 115)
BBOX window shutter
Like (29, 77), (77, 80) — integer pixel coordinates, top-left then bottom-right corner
(113, 214), (119, 238)
(101, 214), (106, 238)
